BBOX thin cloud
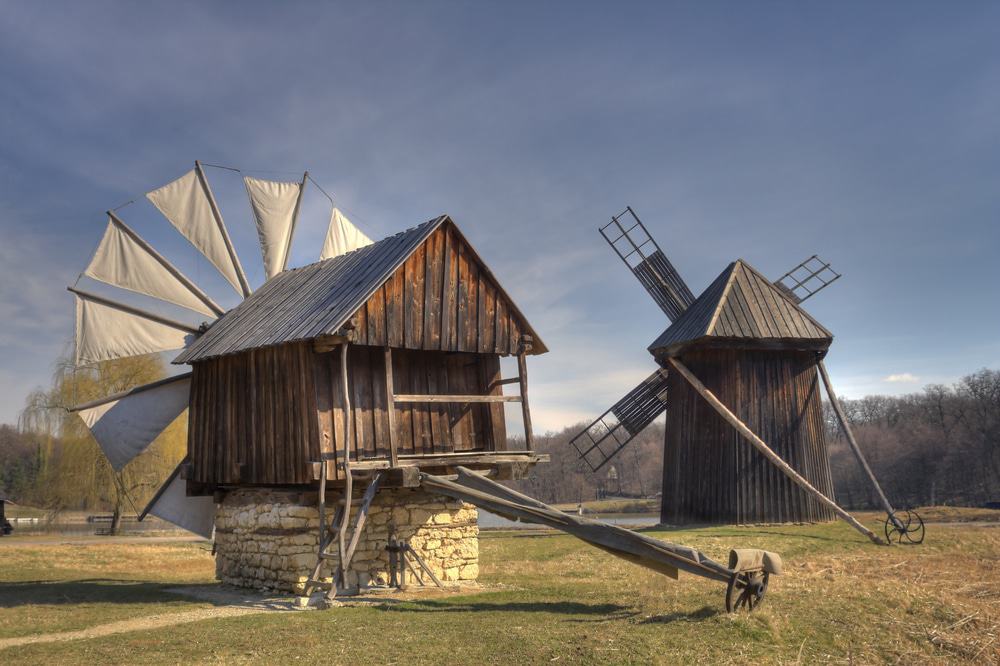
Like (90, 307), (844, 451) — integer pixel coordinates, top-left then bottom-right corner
(883, 373), (920, 384)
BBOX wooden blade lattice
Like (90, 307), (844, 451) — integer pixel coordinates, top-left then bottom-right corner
(570, 369), (670, 472)
(600, 207), (695, 322)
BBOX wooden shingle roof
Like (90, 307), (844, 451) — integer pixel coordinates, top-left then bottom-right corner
(648, 259), (833, 357)
(175, 216), (545, 363)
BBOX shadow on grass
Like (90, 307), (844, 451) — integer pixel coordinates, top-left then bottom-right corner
(0, 580), (222, 608)
(641, 605), (721, 624)
(377, 598), (637, 620)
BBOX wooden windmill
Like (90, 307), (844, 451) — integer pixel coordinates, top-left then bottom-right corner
(571, 207), (924, 545)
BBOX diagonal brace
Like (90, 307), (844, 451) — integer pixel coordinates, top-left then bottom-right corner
(664, 357), (886, 545)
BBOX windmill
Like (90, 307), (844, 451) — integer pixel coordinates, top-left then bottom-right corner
(66, 161), (373, 537)
(570, 207), (924, 545)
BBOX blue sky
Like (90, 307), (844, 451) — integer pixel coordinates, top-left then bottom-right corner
(1, 2), (998, 430)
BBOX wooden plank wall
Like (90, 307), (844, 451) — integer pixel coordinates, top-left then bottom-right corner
(188, 342), (320, 486)
(189, 342), (508, 487)
(314, 346), (506, 480)
(352, 225), (526, 355)
(662, 348), (835, 525)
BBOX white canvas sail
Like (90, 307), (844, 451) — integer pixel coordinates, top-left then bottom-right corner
(77, 375), (191, 471)
(244, 176), (302, 279)
(320, 207), (372, 260)
(146, 168), (246, 296)
(142, 465), (215, 539)
(84, 217), (216, 317)
(75, 296), (192, 365)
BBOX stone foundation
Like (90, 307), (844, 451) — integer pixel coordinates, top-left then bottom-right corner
(214, 487), (479, 593)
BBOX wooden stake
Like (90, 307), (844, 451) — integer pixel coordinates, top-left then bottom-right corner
(334, 342), (354, 594)
(665, 357), (886, 545)
(817, 360), (897, 518)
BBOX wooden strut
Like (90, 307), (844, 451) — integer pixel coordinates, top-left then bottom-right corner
(664, 357), (887, 545)
(816, 360), (899, 522)
(281, 171), (308, 273)
(194, 160), (251, 298)
(107, 211), (226, 317)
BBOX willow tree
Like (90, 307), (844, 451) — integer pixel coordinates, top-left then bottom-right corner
(20, 350), (186, 533)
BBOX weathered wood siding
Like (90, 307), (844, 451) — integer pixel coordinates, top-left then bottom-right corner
(188, 342), (507, 486)
(662, 348), (835, 525)
(315, 347), (506, 480)
(188, 342), (320, 486)
(351, 224), (527, 355)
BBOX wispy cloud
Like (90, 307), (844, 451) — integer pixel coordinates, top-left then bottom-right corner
(882, 373), (920, 384)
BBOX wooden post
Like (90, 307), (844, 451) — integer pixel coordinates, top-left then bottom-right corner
(282, 171), (308, 273)
(335, 342), (354, 593)
(517, 337), (534, 452)
(194, 160), (251, 298)
(665, 357), (886, 545)
(817, 360), (897, 519)
(384, 347), (399, 467)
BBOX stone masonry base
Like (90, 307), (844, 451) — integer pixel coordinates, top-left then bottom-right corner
(214, 487), (479, 593)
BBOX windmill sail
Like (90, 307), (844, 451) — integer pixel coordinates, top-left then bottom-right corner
(320, 207), (372, 260)
(73, 373), (191, 471)
(84, 214), (221, 317)
(601, 207), (695, 322)
(74, 292), (196, 365)
(146, 165), (250, 297)
(570, 369), (670, 472)
(244, 174), (306, 279)
(139, 461), (215, 539)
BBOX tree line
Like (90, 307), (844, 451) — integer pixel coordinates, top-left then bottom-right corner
(513, 367), (1000, 510)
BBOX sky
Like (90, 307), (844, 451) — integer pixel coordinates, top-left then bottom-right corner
(1, 2), (998, 432)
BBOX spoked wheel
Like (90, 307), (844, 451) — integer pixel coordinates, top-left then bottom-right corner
(726, 570), (769, 612)
(884, 510), (925, 544)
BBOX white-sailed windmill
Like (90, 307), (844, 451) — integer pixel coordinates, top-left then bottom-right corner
(67, 161), (372, 537)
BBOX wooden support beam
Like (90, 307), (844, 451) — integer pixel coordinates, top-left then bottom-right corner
(517, 338), (535, 452)
(347, 452), (549, 471)
(665, 356), (886, 545)
(334, 341), (354, 594)
(817, 360), (897, 519)
(385, 347), (399, 467)
(341, 472), (384, 573)
(312, 335), (350, 353)
(392, 394), (521, 403)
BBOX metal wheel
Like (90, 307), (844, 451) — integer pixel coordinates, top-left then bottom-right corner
(726, 570), (769, 612)
(884, 510), (925, 545)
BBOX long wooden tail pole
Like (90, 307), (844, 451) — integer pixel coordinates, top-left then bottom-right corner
(335, 341), (354, 593)
(665, 357), (886, 546)
(817, 360), (899, 522)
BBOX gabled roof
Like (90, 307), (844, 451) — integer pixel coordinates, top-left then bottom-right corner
(648, 259), (833, 357)
(175, 216), (545, 363)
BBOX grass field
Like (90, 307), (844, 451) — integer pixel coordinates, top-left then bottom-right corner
(1, 509), (998, 664)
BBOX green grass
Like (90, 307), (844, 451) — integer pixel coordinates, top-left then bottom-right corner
(2, 512), (998, 664)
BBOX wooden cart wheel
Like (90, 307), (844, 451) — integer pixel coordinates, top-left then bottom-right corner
(726, 570), (769, 613)
(884, 510), (925, 545)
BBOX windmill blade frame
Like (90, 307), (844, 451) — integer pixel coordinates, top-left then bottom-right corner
(570, 368), (670, 472)
(774, 254), (841, 303)
(600, 206), (695, 322)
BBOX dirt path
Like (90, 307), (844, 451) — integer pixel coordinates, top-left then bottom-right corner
(0, 586), (303, 651)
